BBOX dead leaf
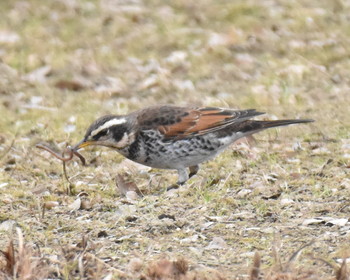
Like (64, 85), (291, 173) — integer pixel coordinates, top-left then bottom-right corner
(280, 198), (294, 206)
(205, 237), (227, 250)
(23, 65), (52, 84)
(116, 173), (141, 196)
(128, 257), (143, 273)
(3, 240), (15, 274)
(0, 30), (20, 44)
(80, 199), (92, 210)
(302, 217), (348, 226)
(94, 76), (126, 95)
(181, 234), (199, 243)
(0, 220), (16, 231)
(262, 191), (282, 200)
(55, 80), (86, 91)
(158, 214), (176, 221)
(43, 201), (59, 210)
(138, 75), (159, 90)
(68, 197), (81, 211)
(125, 191), (139, 202)
(236, 188), (252, 198)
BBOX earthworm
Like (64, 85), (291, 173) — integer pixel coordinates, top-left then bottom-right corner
(35, 143), (86, 166)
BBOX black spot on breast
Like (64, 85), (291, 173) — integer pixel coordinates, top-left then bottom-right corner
(128, 137), (140, 160)
(141, 132), (150, 141)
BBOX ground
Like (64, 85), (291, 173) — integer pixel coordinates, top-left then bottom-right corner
(0, 0), (350, 279)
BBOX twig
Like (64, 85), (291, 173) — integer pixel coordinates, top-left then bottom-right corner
(284, 241), (314, 272)
(84, 252), (127, 276)
(0, 138), (15, 160)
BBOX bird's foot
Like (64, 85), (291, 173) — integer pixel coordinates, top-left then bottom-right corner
(166, 184), (179, 191)
(166, 181), (186, 191)
(188, 165), (199, 179)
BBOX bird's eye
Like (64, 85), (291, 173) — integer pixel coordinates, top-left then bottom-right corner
(92, 129), (109, 140)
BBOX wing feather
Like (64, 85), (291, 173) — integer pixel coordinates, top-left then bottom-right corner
(136, 105), (264, 139)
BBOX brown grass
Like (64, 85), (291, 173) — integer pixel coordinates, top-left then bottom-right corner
(1, 232), (349, 279)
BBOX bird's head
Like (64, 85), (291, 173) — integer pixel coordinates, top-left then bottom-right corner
(73, 115), (135, 151)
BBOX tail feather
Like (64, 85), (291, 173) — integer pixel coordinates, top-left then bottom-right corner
(260, 119), (314, 129)
(240, 119), (314, 134)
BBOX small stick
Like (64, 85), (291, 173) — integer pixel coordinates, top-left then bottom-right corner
(0, 138), (15, 160)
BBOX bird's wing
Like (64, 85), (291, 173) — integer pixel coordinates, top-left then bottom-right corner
(136, 105), (264, 139)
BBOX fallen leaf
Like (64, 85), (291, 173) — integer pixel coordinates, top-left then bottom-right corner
(0, 30), (20, 44)
(0, 220), (16, 231)
(103, 273), (113, 280)
(206, 237), (227, 250)
(80, 199), (92, 210)
(158, 214), (176, 221)
(207, 32), (231, 48)
(43, 201), (59, 209)
(125, 191), (139, 202)
(127, 257), (143, 273)
(23, 65), (52, 84)
(262, 191), (282, 200)
(181, 234), (199, 243)
(302, 218), (325, 226)
(325, 218), (348, 227)
(94, 76), (126, 95)
(116, 173), (141, 196)
(55, 80), (86, 91)
(138, 75), (159, 90)
(97, 230), (108, 238)
(302, 217), (348, 227)
(236, 188), (252, 198)
(280, 198), (294, 206)
(115, 234), (134, 243)
(68, 197), (81, 211)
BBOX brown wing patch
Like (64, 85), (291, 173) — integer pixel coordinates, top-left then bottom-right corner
(159, 108), (237, 138)
(136, 105), (264, 139)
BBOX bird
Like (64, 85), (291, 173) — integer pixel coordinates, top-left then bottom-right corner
(73, 105), (313, 188)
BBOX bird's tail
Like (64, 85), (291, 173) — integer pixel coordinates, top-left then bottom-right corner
(240, 119), (314, 134)
(260, 119), (314, 129)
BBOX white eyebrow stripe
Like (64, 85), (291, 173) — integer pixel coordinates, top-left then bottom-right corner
(90, 118), (126, 137)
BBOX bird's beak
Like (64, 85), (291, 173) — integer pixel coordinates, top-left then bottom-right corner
(73, 139), (94, 151)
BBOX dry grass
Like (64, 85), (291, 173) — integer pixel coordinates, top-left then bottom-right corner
(1, 230), (349, 279)
(0, 0), (350, 279)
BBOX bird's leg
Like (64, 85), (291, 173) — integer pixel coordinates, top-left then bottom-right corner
(188, 165), (199, 179)
(177, 168), (189, 185)
(166, 168), (189, 191)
